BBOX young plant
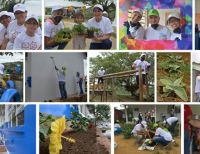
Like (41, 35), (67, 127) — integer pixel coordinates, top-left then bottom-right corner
(72, 23), (87, 35)
(87, 27), (100, 38)
(55, 28), (72, 43)
(160, 77), (188, 101)
(122, 123), (133, 139)
(70, 111), (89, 131)
(49, 116), (75, 154)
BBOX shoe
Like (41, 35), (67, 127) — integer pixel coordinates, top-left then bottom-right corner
(138, 145), (146, 151)
(145, 146), (154, 151)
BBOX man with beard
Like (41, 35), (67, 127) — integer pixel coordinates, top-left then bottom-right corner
(132, 54), (150, 98)
(145, 9), (171, 40)
(44, 6), (68, 49)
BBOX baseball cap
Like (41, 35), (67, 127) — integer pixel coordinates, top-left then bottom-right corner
(0, 11), (11, 19)
(0, 64), (4, 75)
(167, 13), (180, 22)
(141, 121), (147, 128)
(148, 9), (159, 17)
(140, 53), (146, 58)
(51, 6), (64, 14)
(93, 4), (103, 11)
(25, 15), (39, 24)
(133, 9), (143, 17)
(13, 4), (26, 13)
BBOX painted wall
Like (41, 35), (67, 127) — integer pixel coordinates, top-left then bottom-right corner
(26, 52), (86, 101)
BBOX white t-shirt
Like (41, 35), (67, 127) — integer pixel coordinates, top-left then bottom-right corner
(13, 31), (42, 50)
(131, 123), (146, 135)
(0, 26), (6, 45)
(170, 32), (181, 40)
(133, 59), (151, 75)
(44, 19), (64, 38)
(155, 127), (172, 141)
(195, 76), (200, 93)
(98, 69), (105, 77)
(57, 70), (65, 82)
(87, 16), (113, 42)
(6, 20), (42, 50)
(166, 117), (178, 125)
(129, 26), (145, 40)
(145, 25), (171, 40)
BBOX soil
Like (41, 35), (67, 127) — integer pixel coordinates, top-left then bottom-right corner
(40, 127), (109, 154)
(115, 134), (181, 154)
(157, 53), (190, 102)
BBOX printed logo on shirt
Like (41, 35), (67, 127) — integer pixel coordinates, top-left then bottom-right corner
(22, 41), (38, 50)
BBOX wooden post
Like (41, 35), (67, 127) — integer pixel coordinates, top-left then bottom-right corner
(103, 79), (106, 102)
(111, 78), (114, 102)
(146, 74), (149, 98)
(139, 67), (143, 101)
(92, 77), (95, 100)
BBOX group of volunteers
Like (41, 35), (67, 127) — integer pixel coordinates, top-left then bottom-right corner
(0, 3), (42, 50)
(44, 4), (113, 50)
(124, 8), (181, 41)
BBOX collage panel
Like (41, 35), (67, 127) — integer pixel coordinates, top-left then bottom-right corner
(195, 0), (200, 50)
(119, 0), (192, 50)
(44, 0), (117, 50)
(157, 52), (190, 102)
(39, 104), (111, 154)
(0, 0), (42, 50)
(25, 52), (87, 102)
(0, 104), (36, 154)
(114, 104), (181, 154)
(0, 52), (23, 102)
(89, 52), (155, 102)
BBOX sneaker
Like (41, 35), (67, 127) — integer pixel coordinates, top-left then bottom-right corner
(138, 145), (146, 151)
(145, 146), (154, 151)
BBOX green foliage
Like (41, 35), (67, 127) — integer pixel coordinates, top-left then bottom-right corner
(39, 113), (57, 142)
(70, 111), (90, 131)
(55, 28), (72, 43)
(160, 77), (188, 101)
(122, 123), (133, 139)
(87, 27), (100, 38)
(72, 24), (87, 35)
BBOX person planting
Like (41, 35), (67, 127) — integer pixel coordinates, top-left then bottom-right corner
(163, 116), (178, 136)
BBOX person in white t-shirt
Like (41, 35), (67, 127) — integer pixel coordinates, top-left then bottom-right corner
(87, 4), (113, 49)
(97, 67), (105, 90)
(128, 9), (145, 39)
(153, 125), (172, 146)
(131, 121), (148, 144)
(13, 15), (41, 50)
(55, 65), (67, 99)
(132, 53), (151, 98)
(145, 9), (171, 40)
(163, 117), (178, 136)
(76, 72), (84, 95)
(44, 6), (68, 49)
(195, 73), (200, 102)
(0, 11), (12, 48)
(167, 13), (182, 41)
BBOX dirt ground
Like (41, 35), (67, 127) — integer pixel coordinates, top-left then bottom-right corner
(115, 134), (181, 154)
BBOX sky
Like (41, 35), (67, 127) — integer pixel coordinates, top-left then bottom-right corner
(0, 53), (23, 63)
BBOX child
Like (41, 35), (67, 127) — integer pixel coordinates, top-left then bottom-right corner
(73, 11), (86, 49)
(145, 9), (171, 40)
(167, 13), (181, 41)
(13, 15), (41, 50)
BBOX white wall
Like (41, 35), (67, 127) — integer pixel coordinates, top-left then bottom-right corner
(26, 53), (86, 101)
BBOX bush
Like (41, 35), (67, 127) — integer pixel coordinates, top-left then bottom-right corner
(122, 124), (133, 139)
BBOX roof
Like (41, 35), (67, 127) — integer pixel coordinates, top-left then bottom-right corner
(45, 0), (84, 8)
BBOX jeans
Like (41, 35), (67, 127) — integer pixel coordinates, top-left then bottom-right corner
(196, 92), (200, 102)
(79, 80), (84, 95)
(184, 130), (190, 154)
(169, 120), (178, 136)
(90, 39), (112, 49)
(59, 81), (67, 99)
(153, 136), (170, 146)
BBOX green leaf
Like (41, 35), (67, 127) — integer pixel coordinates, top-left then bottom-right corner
(174, 87), (188, 101)
(160, 79), (173, 86)
(174, 77), (183, 86)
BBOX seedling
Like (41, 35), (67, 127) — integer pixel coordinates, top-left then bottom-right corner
(160, 77), (188, 101)
(87, 27), (100, 38)
(55, 28), (72, 43)
(72, 23), (87, 35)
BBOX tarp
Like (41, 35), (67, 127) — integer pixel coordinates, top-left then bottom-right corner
(45, 0), (84, 8)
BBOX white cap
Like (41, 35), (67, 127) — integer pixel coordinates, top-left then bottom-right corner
(101, 67), (104, 69)
(103, 11), (108, 15)
(163, 120), (167, 124)
(140, 53), (146, 58)
(25, 15), (39, 23)
(93, 4), (103, 11)
(13, 3), (26, 13)
(0, 11), (11, 19)
(167, 13), (180, 22)
(0, 64), (4, 75)
(141, 121), (147, 128)
(51, 6), (63, 14)
(133, 9), (143, 17)
(8, 12), (15, 20)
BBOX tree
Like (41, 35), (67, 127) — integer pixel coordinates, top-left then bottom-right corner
(1, 0), (25, 12)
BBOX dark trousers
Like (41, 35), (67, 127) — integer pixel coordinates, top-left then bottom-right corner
(79, 80), (84, 95)
(90, 39), (112, 49)
(59, 81), (67, 99)
(169, 120), (178, 136)
(98, 77), (104, 84)
(46, 42), (68, 50)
